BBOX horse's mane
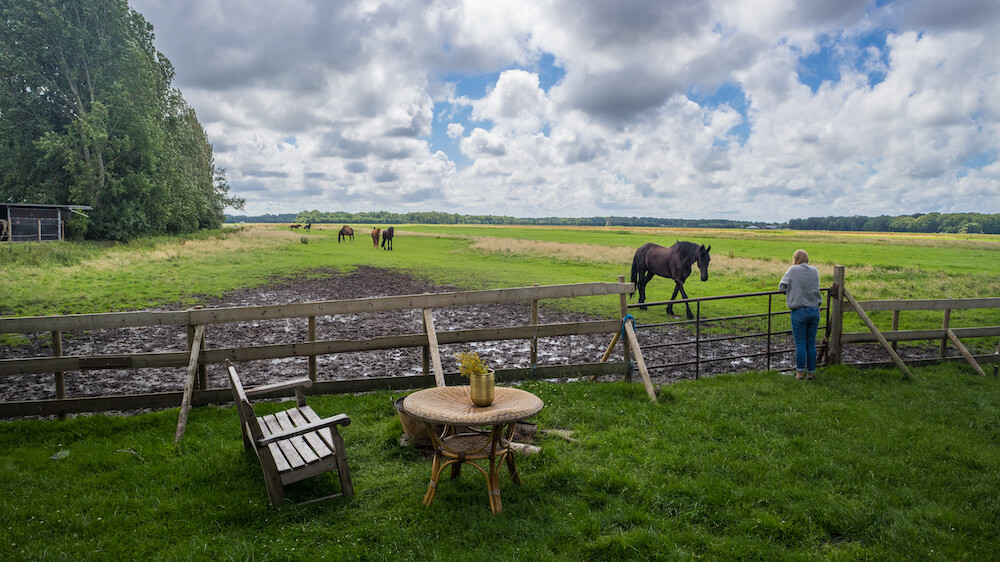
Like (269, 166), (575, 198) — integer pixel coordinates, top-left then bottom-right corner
(673, 240), (701, 258)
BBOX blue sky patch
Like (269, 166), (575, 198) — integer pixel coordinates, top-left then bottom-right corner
(687, 83), (750, 146)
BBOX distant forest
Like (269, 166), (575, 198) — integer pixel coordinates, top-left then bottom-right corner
(224, 210), (1000, 234)
(787, 212), (999, 234)
(226, 210), (768, 229)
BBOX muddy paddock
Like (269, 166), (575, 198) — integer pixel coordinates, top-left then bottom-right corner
(1, 266), (941, 406)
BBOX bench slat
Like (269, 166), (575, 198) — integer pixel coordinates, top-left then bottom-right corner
(287, 407), (333, 457)
(300, 405), (336, 450)
(261, 413), (305, 470)
(273, 409), (321, 465)
(256, 418), (292, 473)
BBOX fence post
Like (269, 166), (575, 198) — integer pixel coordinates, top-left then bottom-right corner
(52, 331), (65, 418)
(618, 275), (632, 381)
(187, 306), (207, 389)
(308, 316), (317, 382)
(828, 265), (845, 364)
(766, 295), (772, 371)
(939, 309), (951, 359)
(530, 283), (539, 367)
(891, 310), (900, 353)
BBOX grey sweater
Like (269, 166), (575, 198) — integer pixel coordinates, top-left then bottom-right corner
(779, 263), (821, 309)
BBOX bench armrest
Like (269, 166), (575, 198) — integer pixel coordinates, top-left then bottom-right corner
(245, 377), (313, 397)
(257, 413), (351, 446)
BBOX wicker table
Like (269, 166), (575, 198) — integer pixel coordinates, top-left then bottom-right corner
(403, 386), (544, 514)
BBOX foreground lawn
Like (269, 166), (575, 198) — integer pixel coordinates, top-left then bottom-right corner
(2, 363), (997, 560)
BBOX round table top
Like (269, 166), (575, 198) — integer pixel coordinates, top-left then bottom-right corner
(403, 386), (543, 425)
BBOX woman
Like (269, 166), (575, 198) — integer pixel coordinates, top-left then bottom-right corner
(779, 249), (821, 379)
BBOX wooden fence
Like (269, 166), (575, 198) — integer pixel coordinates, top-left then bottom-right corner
(0, 281), (633, 417)
(3, 266), (998, 417)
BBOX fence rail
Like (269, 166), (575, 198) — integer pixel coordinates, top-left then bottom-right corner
(0, 282), (632, 417)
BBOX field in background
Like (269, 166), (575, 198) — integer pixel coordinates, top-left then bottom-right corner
(2, 223), (998, 343)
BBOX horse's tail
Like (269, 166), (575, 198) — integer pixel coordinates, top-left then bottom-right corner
(629, 248), (643, 298)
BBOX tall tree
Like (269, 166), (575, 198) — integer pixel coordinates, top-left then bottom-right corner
(0, 0), (242, 240)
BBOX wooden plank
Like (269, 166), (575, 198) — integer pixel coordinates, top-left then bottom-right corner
(939, 309), (951, 359)
(257, 418), (293, 473)
(1, 319), (621, 376)
(174, 324), (205, 444)
(273, 409), (319, 464)
(841, 326), (1000, 344)
(423, 308), (445, 387)
(946, 329), (987, 376)
(287, 407), (332, 457)
(261, 414), (304, 469)
(623, 320), (657, 402)
(844, 288), (913, 380)
(856, 297), (1000, 312)
(0, 282), (631, 334)
(298, 406), (335, 451)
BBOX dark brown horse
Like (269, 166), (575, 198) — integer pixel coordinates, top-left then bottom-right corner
(630, 241), (711, 319)
(338, 225), (354, 243)
(371, 227), (381, 249)
(381, 226), (394, 250)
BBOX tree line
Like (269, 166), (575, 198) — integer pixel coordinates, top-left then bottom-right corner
(787, 213), (999, 234)
(225, 210), (767, 229)
(0, 0), (242, 241)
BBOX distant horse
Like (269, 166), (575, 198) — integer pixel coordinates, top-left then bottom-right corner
(304, 223), (311, 230)
(630, 241), (712, 319)
(290, 224), (302, 229)
(371, 227), (381, 249)
(338, 225), (354, 243)
(381, 226), (394, 250)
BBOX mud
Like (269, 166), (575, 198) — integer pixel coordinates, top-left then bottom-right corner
(1, 266), (944, 407)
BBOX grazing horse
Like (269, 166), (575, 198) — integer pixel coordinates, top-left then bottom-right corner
(304, 223), (311, 230)
(371, 227), (381, 249)
(338, 225), (354, 243)
(381, 226), (394, 250)
(289, 224), (302, 229)
(630, 241), (712, 319)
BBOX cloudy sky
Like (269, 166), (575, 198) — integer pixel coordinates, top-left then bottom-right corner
(130, 0), (1000, 221)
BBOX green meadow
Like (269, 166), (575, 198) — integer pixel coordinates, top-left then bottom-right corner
(3, 223), (998, 346)
(2, 225), (999, 559)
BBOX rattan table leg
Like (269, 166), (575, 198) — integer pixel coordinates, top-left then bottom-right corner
(423, 454), (442, 506)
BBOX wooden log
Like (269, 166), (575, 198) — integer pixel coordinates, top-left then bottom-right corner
(828, 265), (845, 365)
(622, 320), (657, 401)
(843, 288), (913, 380)
(423, 308), (445, 387)
(530, 284), (539, 366)
(939, 309), (951, 359)
(308, 316), (317, 382)
(946, 329), (987, 376)
(174, 324), (205, 444)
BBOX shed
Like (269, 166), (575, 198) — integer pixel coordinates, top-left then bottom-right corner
(1, 203), (92, 243)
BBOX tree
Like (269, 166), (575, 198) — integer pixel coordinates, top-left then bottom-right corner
(0, 0), (242, 240)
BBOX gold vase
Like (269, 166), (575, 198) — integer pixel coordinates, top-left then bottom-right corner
(469, 369), (495, 407)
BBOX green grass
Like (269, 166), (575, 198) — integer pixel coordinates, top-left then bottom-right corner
(2, 363), (997, 559)
(3, 224), (998, 346)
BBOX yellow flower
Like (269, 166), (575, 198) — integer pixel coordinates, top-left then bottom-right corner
(455, 351), (490, 377)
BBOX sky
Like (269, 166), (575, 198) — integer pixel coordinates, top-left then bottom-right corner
(129, 0), (1000, 222)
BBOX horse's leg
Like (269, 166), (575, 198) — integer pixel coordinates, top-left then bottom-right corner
(675, 282), (694, 319)
(668, 283), (681, 316)
(637, 272), (654, 310)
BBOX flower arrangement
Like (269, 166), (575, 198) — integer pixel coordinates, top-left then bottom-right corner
(455, 351), (492, 377)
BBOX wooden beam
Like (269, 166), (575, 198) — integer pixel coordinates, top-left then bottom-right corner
(854, 297), (1000, 312)
(843, 288), (913, 380)
(841, 326), (1000, 344)
(174, 324), (205, 444)
(422, 308), (445, 387)
(946, 329), (987, 376)
(622, 320), (657, 401)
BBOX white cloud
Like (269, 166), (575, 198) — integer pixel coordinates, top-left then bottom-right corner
(129, 0), (1000, 220)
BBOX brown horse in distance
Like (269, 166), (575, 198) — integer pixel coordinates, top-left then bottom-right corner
(381, 226), (394, 250)
(371, 227), (381, 248)
(338, 225), (354, 243)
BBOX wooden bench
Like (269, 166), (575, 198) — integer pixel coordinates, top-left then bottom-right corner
(225, 360), (354, 508)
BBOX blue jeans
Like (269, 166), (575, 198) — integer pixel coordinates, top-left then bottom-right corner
(791, 306), (820, 373)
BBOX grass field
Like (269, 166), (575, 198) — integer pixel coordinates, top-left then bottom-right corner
(2, 226), (999, 559)
(1, 363), (997, 560)
(3, 223), (998, 345)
